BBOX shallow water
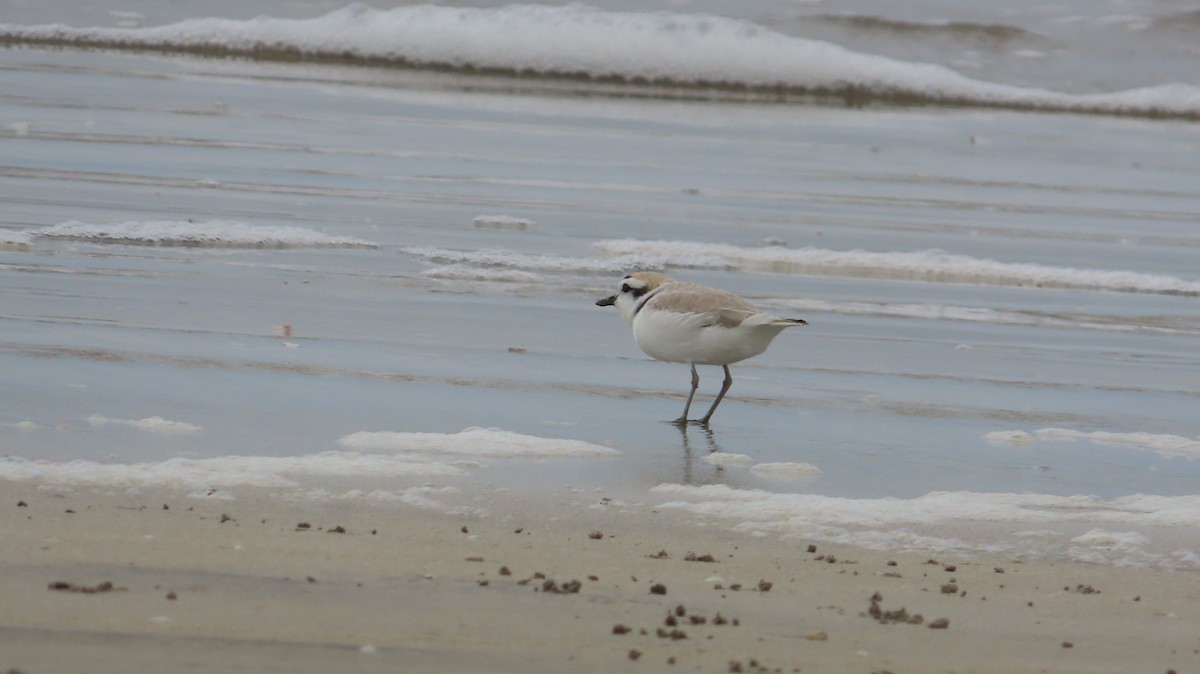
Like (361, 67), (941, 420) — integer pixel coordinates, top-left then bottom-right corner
(2, 44), (1198, 566)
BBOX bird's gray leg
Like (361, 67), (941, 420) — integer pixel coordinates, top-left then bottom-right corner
(698, 364), (733, 426)
(673, 362), (700, 426)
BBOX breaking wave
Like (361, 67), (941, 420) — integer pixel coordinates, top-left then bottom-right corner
(592, 239), (1200, 296)
(2, 4), (1198, 120)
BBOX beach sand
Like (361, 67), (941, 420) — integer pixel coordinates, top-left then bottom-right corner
(3, 480), (1195, 674)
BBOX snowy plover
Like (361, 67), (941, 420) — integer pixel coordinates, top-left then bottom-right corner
(597, 272), (806, 425)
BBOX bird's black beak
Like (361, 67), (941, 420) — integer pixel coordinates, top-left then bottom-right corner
(596, 295), (616, 307)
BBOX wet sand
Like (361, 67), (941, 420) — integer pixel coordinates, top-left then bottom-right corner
(3, 481), (1196, 674)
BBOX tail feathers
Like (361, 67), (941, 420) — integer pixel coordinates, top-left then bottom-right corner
(742, 313), (809, 328)
(774, 317), (808, 326)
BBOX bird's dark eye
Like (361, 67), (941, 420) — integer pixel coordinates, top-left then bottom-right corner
(621, 283), (632, 293)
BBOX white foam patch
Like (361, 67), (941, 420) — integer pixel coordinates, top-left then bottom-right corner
(650, 484), (1200, 567)
(400, 246), (630, 273)
(1071, 528), (1151, 549)
(987, 428), (1200, 459)
(0, 452), (466, 489)
(2, 426), (609, 491)
(1068, 529), (1159, 567)
(336, 427), (620, 458)
(700, 452), (755, 468)
(2, 5), (1197, 117)
(348, 486), (462, 510)
(420, 264), (544, 283)
(1, 421), (39, 432)
(473, 215), (535, 231)
(750, 462), (823, 478)
(593, 239), (1200, 296)
(654, 484), (1200, 527)
(87, 414), (203, 435)
(983, 430), (1037, 447)
(295, 486), (467, 511)
(29, 220), (377, 249)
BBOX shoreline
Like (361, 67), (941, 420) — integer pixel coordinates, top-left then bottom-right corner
(3, 480), (1196, 673)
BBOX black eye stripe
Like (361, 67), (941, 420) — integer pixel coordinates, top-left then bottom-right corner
(621, 283), (631, 293)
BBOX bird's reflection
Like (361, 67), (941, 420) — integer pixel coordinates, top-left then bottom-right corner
(676, 422), (724, 486)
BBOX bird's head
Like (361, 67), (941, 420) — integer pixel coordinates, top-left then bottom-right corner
(596, 272), (673, 324)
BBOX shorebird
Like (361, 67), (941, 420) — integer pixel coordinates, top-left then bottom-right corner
(597, 272), (806, 425)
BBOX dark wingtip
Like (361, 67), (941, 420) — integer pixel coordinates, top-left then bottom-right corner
(792, 318), (808, 325)
(596, 295), (617, 307)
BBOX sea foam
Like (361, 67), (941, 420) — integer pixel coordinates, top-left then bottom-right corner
(653, 484), (1200, 528)
(473, 215), (535, 231)
(750, 462), (823, 478)
(0, 453), (466, 489)
(87, 414), (203, 435)
(420, 264), (545, 283)
(700, 452), (756, 468)
(652, 484), (1200, 567)
(337, 427), (620, 458)
(400, 246), (632, 274)
(29, 220), (377, 249)
(0, 429), (617, 490)
(986, 428), (1200, 459)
